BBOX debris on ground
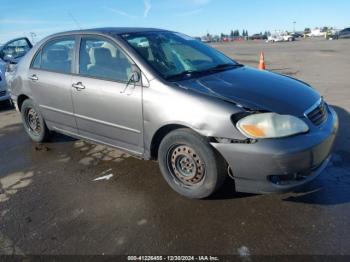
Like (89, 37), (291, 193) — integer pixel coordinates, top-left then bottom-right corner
(34, 145), (50, 151)
(93, 169), (114, 181)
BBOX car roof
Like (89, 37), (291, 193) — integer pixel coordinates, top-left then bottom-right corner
(50, 27), (170, 37)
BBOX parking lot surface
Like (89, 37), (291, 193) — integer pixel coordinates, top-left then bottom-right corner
(0, 38), (350, 255)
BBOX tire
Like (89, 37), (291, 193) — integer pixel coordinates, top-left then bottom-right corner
(158, 128), (227, 199)
(21, 99), (50, 143)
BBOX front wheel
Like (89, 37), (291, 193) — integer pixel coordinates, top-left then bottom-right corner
(21, 99), (50, 143)
(158, 128), (227, 199)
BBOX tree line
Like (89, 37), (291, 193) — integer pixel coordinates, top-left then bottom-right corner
(219, 30), (272, 38)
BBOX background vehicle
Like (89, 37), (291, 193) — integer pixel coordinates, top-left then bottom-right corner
(290, 32), (303, 38)
(250, 33), (267, 40)
(0, 37), (32, 105)
(267, 33), (295, 42)
(0, 67), (9, 104)
(200, 36), (211, 43)
(338, 27), (350, 39)
(325, 29), (341, 40)
(325, 28), (349, 40)
(307, 28), (326, 37)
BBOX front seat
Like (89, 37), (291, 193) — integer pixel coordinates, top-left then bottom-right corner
(88, 47), (128, 81)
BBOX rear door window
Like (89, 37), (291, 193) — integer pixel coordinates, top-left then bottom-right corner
(40, 38), (75, 74)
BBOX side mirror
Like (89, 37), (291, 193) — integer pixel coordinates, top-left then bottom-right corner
(130, 71), (141, 83)
(130, 65), (141, 83)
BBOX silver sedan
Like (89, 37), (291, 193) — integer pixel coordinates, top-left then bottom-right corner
(10, 28), (338, 198)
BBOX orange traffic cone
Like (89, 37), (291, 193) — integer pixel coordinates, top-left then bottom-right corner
(258, 52), (266, 70)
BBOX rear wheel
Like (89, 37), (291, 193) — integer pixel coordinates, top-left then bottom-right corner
(158, 128), (227, 199)
(21, 99), (50, 143)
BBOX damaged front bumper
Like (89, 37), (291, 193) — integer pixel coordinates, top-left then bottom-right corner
(211, 106), (339, 194)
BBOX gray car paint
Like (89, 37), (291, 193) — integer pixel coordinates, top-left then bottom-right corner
(9, 28), (338, 194)
(177, 67), (320, 116)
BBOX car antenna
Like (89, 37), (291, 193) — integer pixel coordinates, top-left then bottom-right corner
(68, 11), (82, 30)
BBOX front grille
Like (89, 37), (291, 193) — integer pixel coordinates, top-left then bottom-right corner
(306, 99), (328, 126)
(0, 91), (6, 97)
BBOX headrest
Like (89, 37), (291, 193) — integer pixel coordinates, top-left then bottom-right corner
(92, 48), (112, 64)
(137, 47), (149, 60)
(47, 49), (68, 62)
(101, 42), (117, 57)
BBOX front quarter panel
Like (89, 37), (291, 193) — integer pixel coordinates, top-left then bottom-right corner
(143, 79), (248, 158)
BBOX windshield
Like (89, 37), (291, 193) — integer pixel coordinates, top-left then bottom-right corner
(121, 31), (239, 80)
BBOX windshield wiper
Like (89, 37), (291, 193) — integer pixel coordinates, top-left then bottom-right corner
(166, 63), (244, 81)
(207, 63), (244, 72)
(166, 70), (199, 80)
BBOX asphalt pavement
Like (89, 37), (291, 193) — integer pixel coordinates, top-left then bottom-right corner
(0, 37), (349, 256)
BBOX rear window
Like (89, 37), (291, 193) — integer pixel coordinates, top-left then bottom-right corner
(32, 37), (75, 74)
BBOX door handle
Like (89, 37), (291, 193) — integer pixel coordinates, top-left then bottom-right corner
(72, 82), (85, 90)
(28, 74), (38, 81)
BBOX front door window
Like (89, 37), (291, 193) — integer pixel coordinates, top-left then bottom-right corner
(79, 37), (133, 82)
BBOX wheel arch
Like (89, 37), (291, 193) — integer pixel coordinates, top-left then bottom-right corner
(150, 124), (198, 160)
(17, 94), (30, 111)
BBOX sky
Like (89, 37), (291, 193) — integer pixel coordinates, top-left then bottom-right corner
(0, 0), (349, 43)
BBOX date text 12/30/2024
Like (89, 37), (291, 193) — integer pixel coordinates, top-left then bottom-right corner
(127, 256), (220, 261)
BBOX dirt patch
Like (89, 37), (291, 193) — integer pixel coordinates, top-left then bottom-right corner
(319, 49), (336, 53)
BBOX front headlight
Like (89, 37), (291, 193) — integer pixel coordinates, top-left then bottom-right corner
(236, 113), (309, 139)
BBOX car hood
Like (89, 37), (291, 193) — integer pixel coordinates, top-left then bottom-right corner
(176, 66), (320, 116)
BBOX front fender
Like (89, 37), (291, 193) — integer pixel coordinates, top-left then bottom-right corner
(142, 80), (248, 158)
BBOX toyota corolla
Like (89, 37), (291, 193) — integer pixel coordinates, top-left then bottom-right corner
(10, 28), (338, 198)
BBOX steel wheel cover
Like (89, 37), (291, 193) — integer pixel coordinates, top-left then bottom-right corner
(167, 145), (205, 186)
(25, 107), (41, 135)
